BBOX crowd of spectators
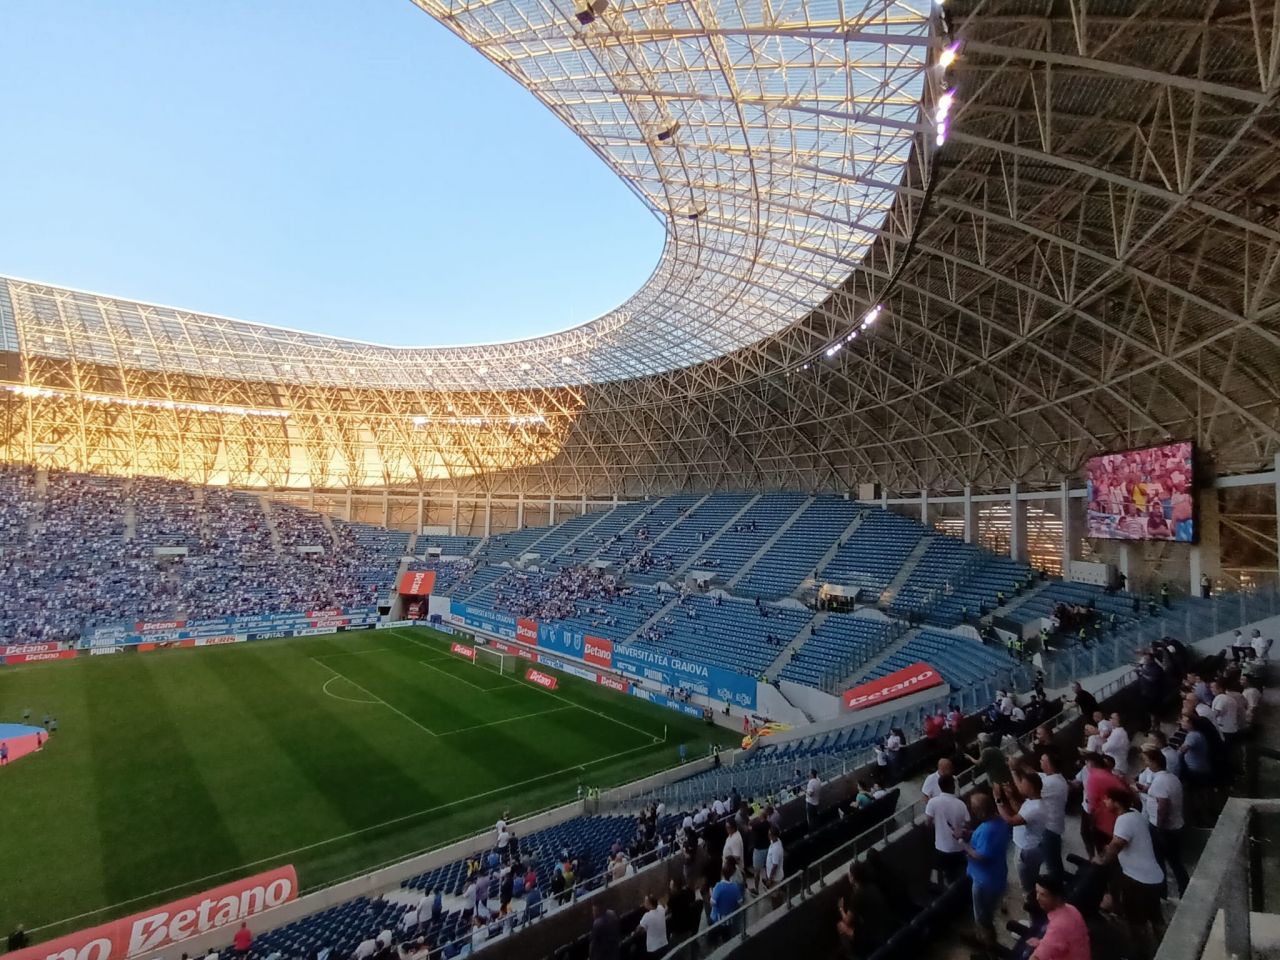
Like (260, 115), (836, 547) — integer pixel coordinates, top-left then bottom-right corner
(489, 568), (630, 623)
(0, 471), (396, 644)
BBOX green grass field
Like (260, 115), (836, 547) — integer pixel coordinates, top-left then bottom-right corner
(0, 628), (736, 939)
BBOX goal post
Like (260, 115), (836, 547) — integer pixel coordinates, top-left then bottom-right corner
(474, 645), (511, 675)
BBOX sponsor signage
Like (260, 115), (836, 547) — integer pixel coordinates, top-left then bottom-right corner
(2, 643), (61, 657)
(631, 686), (704, 719)
(533, 654), (598, 682)
(841, 661), (944, 711)
(450, 642), (476, 661)
(308, 618), (349, 629)
(525, 667), (558, 690)
(4, 866), (298, 960)
(2, 649), (78, 666)
(490, 640), (535, 661)
(194, 635), (243, 647)
(516, 617), (538, 646)
(137, 639), (197, 652)
(134, 620), (187, 634)
(397, 570), (436, 597)
(449, 601), (516, 640)
(612, 643), (757, 710)
(597, 673), (629, 694)
(583, 635), (613, 669)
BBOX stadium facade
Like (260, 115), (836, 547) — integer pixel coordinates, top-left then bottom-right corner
(1, 0), (1278, 583)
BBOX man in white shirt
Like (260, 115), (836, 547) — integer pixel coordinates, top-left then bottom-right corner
(1211, 680), (1242, 742)
(996, 770), (1047, 910)
(764, 826), (785, 890)
(1103, 716), (1131, 775)
(1038, 750), (1070, 882)
(1251, 629), (1272, 661)
(375, 929), (393, 951)
(634, 895), (668, 957)
(1243, 679), (1262, 727)
(682, 813), (695, 832)
(352, 938), (377, 960)
(655, 800), (666, 818)
(722, 818), (745, 877)
(805, 769), (821, 829)
(1097, 787), (1166, 958)
(494, 814), (508, 842)
(924, 774), (969, 884)
(1140, 749), (1188, 896)
(711, 797), (726, 818)
(496, 826), (511, 861)
(921, 757), (954, 800)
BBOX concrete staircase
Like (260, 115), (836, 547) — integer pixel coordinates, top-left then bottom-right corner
(878, 537), (935, 605)
(990, 580), (1051, 619)
(123, 492), (137, 542)
(405, 532), (418, 554)
(838, 628), (918, 689)
(764, 610), (827, 678)
(317, 510), (340, 550)
(538, 507), (617, 564)
(727, 496), (813, 589)
(676, 494), (761, 575)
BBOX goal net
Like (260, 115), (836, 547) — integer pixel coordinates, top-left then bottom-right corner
(474, 645), (512, 676)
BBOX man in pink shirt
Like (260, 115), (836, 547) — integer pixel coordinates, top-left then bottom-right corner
(1028, 876), (1090, 960)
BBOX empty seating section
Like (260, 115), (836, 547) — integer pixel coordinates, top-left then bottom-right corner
(544, 500), (649, 569)
(691, 492), (807, 579)
(777, 613), (897, 688)
(861, 628), (1022, 709)
(929, 554), (1032, 626)
(344, 522), (412, 557)
(889, 537), (972, 616)
(448, 563), (512, 600)
(404, 558), (475, 596)
(1007, 579), (1141, 625)
(553, 587), (669, 643)
(593, 494), (703, 572)
(737, 497), (859, 599)
(626, 493), (752, 585)
(472, 526), (549, 564)
(640, 595), (812, 676)
(417, 534), (481, 556)
(522, 510), (604, 563)
(821, 508), (918, 594)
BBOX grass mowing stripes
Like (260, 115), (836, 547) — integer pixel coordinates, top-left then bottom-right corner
(0, 628), (737, 938)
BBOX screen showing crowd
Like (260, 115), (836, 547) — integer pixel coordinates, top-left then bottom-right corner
(1085, 441), (1196, 542)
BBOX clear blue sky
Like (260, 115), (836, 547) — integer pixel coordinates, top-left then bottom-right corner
(0, 0), (664, 346)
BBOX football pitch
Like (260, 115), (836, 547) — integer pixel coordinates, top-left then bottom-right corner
(0, 628), (737, 939)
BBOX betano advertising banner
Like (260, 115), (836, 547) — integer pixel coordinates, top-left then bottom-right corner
(2, 643), (62, 657)
(397, 570), (436, 597)
(2, 649), (78, 666)
(450, 642), (477, 661)
(525, 667), (559, 690)
(583, 635), (613, 669)
(841, 661), (944, 711)
(4, 866), (298, 960)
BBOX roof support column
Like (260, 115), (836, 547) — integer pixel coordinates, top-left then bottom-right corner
(416, 490), (424, 534)
(517, 493), (525, 530)
(484, 495), (492, 538)
(963, 486), (977, 545)
(549, 494), (557, 526)
(920, 489), (929, 528)
(1010, 482), (1026, 562)
(451, 492), (459, 537)
(1060, 479), (1072, 574)
(344, 487), (353, 523)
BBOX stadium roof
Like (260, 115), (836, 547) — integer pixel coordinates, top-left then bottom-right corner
(2, 0), (1278, 494)
(1, 0), (936, 392)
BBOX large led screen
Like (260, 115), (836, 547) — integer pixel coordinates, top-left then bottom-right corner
(1085, 441), (1196, 542)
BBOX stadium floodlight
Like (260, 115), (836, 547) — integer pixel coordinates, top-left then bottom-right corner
(938, 44), (959, 69)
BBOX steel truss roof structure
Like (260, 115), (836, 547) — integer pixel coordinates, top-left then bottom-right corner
(1, 0), (1279, 495)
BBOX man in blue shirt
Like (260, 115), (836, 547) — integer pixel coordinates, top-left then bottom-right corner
(961, 792), (1012, 956)
(710, 862), (745, 922)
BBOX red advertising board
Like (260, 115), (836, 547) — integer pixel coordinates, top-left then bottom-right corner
(516, 617), (538, 646)
(3, 649), (78, 666)
(3, 865), (298, 960)
(597, 673), (629, 694)
(583, 635), (613, 669)
(398, 570), (437, 597)
(2, 643), (61, 657)
(450, 642), (476, 661)
(491, 640), (535, 661)
(841, 662), (944, 711)
(194, 635), (242, 647)
(525, 667), (559, 690)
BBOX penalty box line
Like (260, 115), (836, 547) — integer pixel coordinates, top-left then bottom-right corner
(31, 736), (664, 937)
(392, 629), (665, 746)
